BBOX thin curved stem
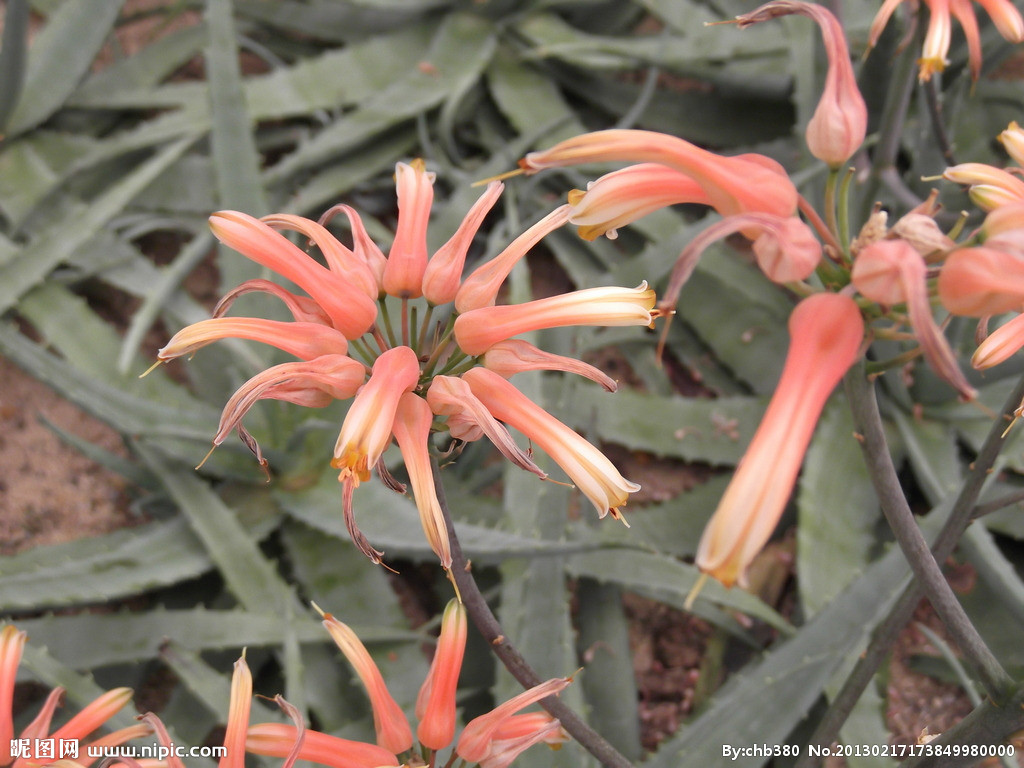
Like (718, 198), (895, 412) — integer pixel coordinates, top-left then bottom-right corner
(845, 368), (1014, 700)
(430, 458), (635, 768)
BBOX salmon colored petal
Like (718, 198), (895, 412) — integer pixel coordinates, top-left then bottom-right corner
(938, 246), (1024, 316)
(213, 279), (333, 325)
(261, 214), (378, 300)
(973, 312), (1024, 368)
(426, 376), (547, 478)
(246, 723), (399, 768)
(454, 284), (656, 357)
(696, 293), (863, 587)
(422, 181), (504, 305)
(383, 160), (435, 299)
(455, 206), (573, 313)
(209, 211), (377, 338)
(49, 688), (133, 745)
(519, 129), (799, 220)
(563, 164), (709, 241)
(456, 677), (571, 764)
(481, 339), (617, 392)
(212, 355), (366, 447)
(391, 393), (452, 568)
(0, 627), (25, 765)
(852, 240), (975, 399)
(159, 318), (349, 362)
(462, 368), (639, 520)
(415, 599), (467, 749)
(333, 346), (420, 485)
(320, 613), (412, 755)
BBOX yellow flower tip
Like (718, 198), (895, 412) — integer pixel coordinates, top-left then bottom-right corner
(566, 188), (586, 206)
(139, 360), (163, 379)
(473, 167), (524, 186)
(195, 444), (217, 471)
(917, 57), (946, 81)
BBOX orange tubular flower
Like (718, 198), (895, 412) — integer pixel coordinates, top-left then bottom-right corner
(383, 160), (435, 299)
(246, 724), (399, 768)
(519, 128), (799, 220)
(422, 181), (504, 305)
(972, 312), (1024, 368)
(944, 163), (1024, 211)
(462, 367), (640, 522)
(454, 283), (657, 357)
(320, 612), (413, 755)
(160, 158), (647, 567)
(426, 376), (547, 478)
(245, 605), (571, 768)
(852, 240), (976, 399)
(481, 339), (617, 392)
(415, 599), (467, 750)
(456, 677), (572, 765)
(475, 714), (569, 768)
(219, 656), (252, 768)
(938, 246), (1024, 316)
(734, 1), (866, 167)
(562, 163), (710, 241)
(333, 346), (420, 486)
(391, 393), (452, 569)
(1002, 121), (1024, 165)
(696, 293), (864, 587)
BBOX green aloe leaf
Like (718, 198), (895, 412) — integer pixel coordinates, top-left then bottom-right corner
(5, 0), (125, 135)
(0, 135), (196, 315)
(136, 442), (296, 614)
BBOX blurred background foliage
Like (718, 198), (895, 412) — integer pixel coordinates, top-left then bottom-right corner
(2, 0), (1024, 766)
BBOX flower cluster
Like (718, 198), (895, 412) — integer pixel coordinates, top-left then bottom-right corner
(158, 160), (655, 568)
(0, 625), (143, 768)
(229, 601), (568, 768)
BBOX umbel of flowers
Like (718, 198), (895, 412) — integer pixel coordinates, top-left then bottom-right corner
(211, 601), (569, 768)
(157, 160), (656, 569)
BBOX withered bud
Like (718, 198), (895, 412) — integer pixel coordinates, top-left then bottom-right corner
(891, 213), (955, 262)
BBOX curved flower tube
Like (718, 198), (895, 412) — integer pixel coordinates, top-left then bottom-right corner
(938, 246), (1024, 316)
(415, 599), (467, 749)
(972, 312), (1024, 368)
(455, 205), (573, 313)
(391, 393), (452, 568)
(456, 677), (572, 764)
(246, 724), (399, 768)
(462, 367), (640, 521)
(320, 611), (413, 755)
(159, 318), (350, 362)
(384, 160), (435, 298)
(454, 283), (657, 356)
(563, 163), (710, 241)
(696, 293), (864, 587)
(426, 376), (547, 478)
(482, 339), (617, 392)
(519, 128), (799, 220)
(422, 180), (504, 305)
